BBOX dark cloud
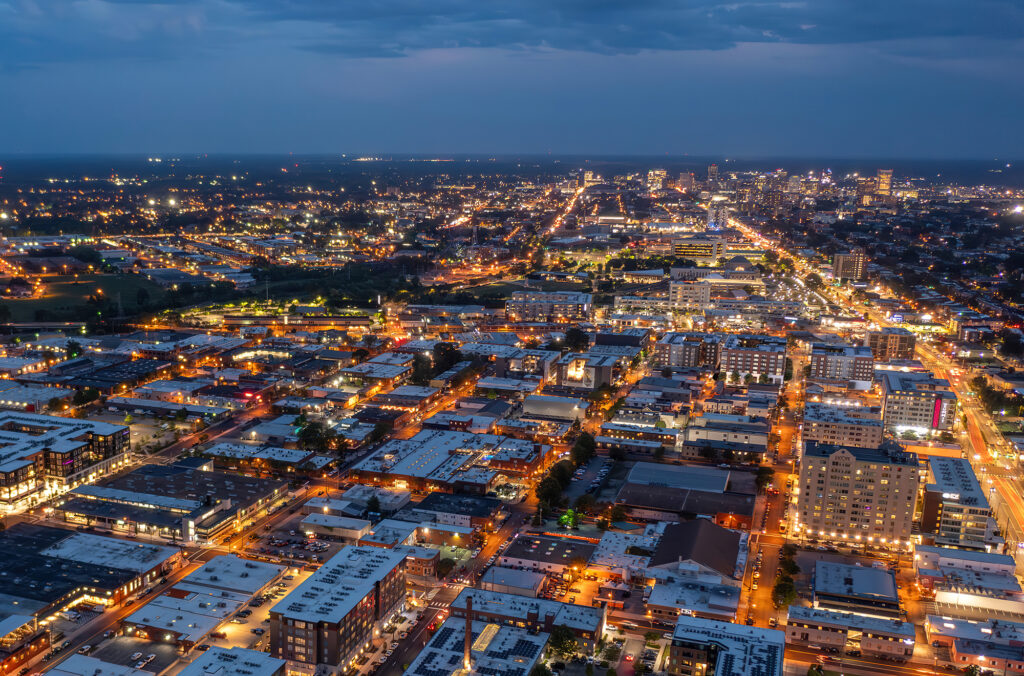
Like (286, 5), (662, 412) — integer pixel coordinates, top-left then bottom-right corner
(1, 0), (1021, 65)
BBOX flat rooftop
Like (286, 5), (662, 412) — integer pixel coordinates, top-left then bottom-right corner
(626, 462), (730, 492)
(814, 561), (899, 603)
(451, 588), (603, 633)
(500, 535), (597, 569)
(178, 647), (284, 676)
(405, 617), (545, 676)
(671, 615), (785, 676)
(271, 545), (406, 624)
(787, 606), (915, 637)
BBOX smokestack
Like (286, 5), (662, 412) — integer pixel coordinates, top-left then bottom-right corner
(464, 594), (473, 671)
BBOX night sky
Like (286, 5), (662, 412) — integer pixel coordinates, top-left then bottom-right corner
(2, 0), (1022, 157)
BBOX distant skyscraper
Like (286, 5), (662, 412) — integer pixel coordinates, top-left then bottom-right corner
(786, 175), (802, 193)
(707, 163), (718, 184)
(647, 169), (667, 192)
(706, 200), (729, 230)
(876, 168), (893, 197)
(677, 172), (694, 191)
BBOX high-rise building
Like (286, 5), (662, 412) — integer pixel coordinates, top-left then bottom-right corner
(865, 327), (916, 361)
(879, 371), (958, 435)
(802, 403), (884, 449)
(786, 175), (802, 193)
(677, 172), (694, 191)
(808, 343), (875, 388)
(706, 200), (730, 230)
(647, 169), (667, 192)
(832, 248), (867, 281)
(795, 441), (920, 549)
(707, 163), (719, 184)
(921, 457), (999, 551)
(876, 168), (893, 197)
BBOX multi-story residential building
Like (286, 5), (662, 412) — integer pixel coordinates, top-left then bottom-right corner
(269, 545), (407, 675)
(922, 457), (999, 551)
(666, 615), (784, 676)
(794, 441), (919, 549)
(808, 343), (875, 389)
(865, 327), (916, 361)
(880, 372), (958, 436)
(653, 333), (720, 369)
(668, 280), (713, 310)
(832, 248), (867, 281)
(719, 335), (787, 383)
(505, 291), (593, 322)
(802, 403), (884, 449)
(0, 411), (130, 509)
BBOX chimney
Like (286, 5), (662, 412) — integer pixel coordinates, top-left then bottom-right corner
(464, 594), (473, 670)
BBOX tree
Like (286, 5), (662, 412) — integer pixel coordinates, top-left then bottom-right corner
(432, 343), (463, 375)
(547, 625), (578, 658)
(571, 432), (596, 466)
(564, 327), (590, 353)
(779, 557), (801, 577)
(530, 665), (553, 676)
(47, 397), (63, 412)
(123, 414), (134, 426)
(367, 421), (392, 445)
(755, 466), (774, 491)
(409, 354), (433, 386)
(366, 495), (382, 514)
(136, 287), (151, 306)
(66, 340), (83, 359)
(536, 477), (563, 506)
(609, 504), (627, 523)
(436, 558), (456, 578)
(298, 421), (336, 452)
(661, 367), (673, 378)
(772, 576), (797, 608)
(574, 493), (596, 514)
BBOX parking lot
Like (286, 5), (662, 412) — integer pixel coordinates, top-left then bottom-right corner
(91, 636), (181, 674)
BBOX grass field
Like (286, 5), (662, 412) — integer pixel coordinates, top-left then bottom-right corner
(2, 273), (166, 322)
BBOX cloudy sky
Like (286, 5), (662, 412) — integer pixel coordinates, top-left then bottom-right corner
(1, 0), (1022, 157)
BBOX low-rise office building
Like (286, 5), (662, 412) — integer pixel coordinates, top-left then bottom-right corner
(449, 588), (605, 653)
(922, 457), (999, 551)
(785, 606), (915, 660)
(812, 561), (901, 617)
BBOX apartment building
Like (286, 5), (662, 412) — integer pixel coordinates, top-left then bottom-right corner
(269, 546), (407, 675)
(653, 333), (720, 369)
(505, 291), (593, 322)
(719, 335), (787, 383)
(668, 281), (712, 310)
(795, 441), (920, 549)
(880, 372), (958, 435)
(865, 327), (916, 362)
(922, 457), (998, 551)
(802, 403), (884, 449)
(832, 249), (867, 281)
(808, 343), (874, 389)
